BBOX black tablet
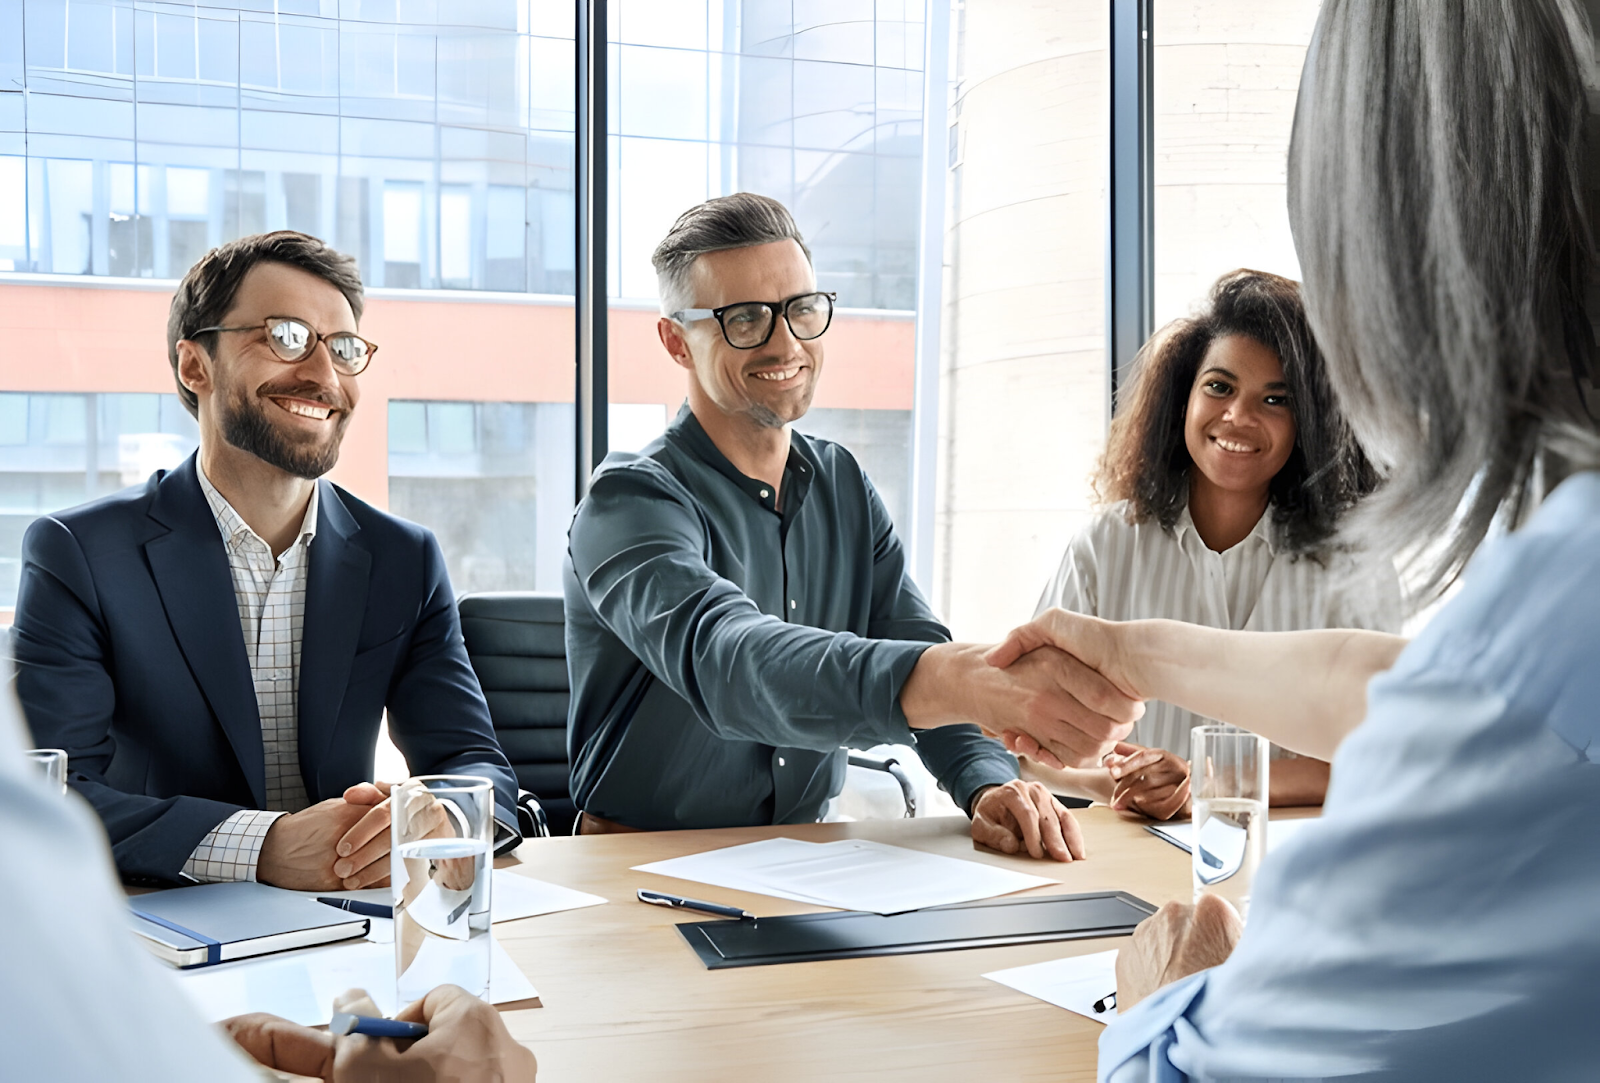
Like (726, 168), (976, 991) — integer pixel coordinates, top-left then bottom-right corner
(676, 890), (1156, 969)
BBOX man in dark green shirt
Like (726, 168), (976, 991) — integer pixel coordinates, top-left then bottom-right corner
(564, 194), (1142, 859)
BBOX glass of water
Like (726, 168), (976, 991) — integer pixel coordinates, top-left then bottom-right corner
(1190, 724), (1269, 920)
(25, 749), (67, 795)
(392, 775), (494, 1004)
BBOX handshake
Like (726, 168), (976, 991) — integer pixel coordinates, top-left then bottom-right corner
(902, 608), (1151, 769)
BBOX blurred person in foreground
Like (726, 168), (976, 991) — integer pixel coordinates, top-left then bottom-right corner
(0, 651), (535, 1081)
(992, 1), (1600, 1078)
(563, 193), (1142, 861)
(10, 231), (517, 890)
(1026, 269), (1400, 819)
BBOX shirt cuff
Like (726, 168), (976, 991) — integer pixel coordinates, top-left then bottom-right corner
(1097, 970), (1211, 1082)
(181, 809), (287, 884)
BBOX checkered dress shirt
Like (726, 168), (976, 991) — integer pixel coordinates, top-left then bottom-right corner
(181, 467), (319, 883)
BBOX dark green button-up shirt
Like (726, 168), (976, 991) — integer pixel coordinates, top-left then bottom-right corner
(563, 405), (1019, 830)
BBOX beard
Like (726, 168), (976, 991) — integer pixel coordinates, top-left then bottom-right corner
(217, 379), (351, 480)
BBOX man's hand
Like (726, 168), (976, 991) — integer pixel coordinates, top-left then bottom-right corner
(901, 641), (1143, 769)
(225, 986), (537, 1081)
(1105, 742), (1191, 820)
(331, 984), (537, 1081)
(257, 782), (398, 891)
(1115, 895), (1242, 1013)
(970, 779), (1086, 862)
(222, 1012), (336, 1079)
(979, 610), (1148, 769)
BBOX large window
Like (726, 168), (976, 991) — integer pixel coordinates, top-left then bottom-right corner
(605, 1), (926, 534)
(0, 0), (578, 607)
(1152, 1), (1321, 325)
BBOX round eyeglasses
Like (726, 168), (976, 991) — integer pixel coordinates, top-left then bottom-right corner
(671, 291), (837, 350)
(189, 316), (378, 376)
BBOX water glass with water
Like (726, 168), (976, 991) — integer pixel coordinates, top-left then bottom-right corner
(392, 774), (494, 1004)
(25, 749), (67, 795)
(1190, 724), (1269, 920)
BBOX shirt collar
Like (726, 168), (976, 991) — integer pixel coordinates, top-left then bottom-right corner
(666, 403), (816, 517)
(1173, 495), (1280, 558)
(197, 460), (320, 553)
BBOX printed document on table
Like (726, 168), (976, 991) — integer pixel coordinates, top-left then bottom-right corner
(1146, 817), (1312, 860)
(984, 949), (1120, 1023)
(633, 837), (1057, 914)
(172, 935), (537, 1026)
(304, 868), (606, 923)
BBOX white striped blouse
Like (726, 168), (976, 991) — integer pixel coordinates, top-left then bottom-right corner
(1036, 499), (1403, 757)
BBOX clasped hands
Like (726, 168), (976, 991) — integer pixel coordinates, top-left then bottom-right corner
(257, 781), (461, 891)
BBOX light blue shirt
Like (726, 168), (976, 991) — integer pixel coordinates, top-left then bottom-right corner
(1100, 471), (1600, 1083)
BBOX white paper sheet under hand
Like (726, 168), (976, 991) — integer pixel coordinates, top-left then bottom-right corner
(172, 935), (537, 1026)
(984, 949), (1120, 1023)
(1146, 817), (1311, 860)
(633, 837), (1057, 915)
(304, 869), (606, 924)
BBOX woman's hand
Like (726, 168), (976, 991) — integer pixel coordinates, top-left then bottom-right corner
(1105, 742), (1191, 820)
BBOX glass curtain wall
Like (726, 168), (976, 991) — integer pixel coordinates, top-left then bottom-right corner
(605, 0), (927, 535)
(0, 0), (577, 608)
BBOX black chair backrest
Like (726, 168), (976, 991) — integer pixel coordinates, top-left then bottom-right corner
(457, 591), (576, 836)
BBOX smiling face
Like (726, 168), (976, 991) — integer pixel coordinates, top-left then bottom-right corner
(665, 239), (823, 430)
(1183, 333), (1297, 499)
(180, 261), (360, 480)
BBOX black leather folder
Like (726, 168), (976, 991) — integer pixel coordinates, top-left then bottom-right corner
(675, 890), (1156, 969)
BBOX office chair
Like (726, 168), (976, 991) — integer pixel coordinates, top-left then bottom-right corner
(845, 750), (919, 818)
(457, 591), (574, 838)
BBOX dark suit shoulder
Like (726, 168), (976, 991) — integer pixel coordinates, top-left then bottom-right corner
(24, 471), (169, 557)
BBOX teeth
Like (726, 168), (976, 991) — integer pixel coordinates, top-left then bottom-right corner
(752, 368), (800, 382)
(282, 400), (332, 420)
(1214, 438), (1256, 453)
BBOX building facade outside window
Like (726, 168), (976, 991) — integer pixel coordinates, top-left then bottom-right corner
(0, 1), (930, 612)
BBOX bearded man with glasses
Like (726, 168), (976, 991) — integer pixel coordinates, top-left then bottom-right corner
(11, 231), (519, 887)
(563, 194), (1141, 856)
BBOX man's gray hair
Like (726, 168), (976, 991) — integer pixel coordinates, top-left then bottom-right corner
(652, 193), (812, 317)
(1288, 0), (1600, 603)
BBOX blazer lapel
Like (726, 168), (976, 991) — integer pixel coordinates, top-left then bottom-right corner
(144, 457), (267, 807)
(298, 481), (371, 799)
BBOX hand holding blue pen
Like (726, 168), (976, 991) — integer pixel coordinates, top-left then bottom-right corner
(330, 1012), (429, 1039)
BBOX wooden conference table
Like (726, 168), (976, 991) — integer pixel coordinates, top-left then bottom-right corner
(484, 806), (1314, 1083)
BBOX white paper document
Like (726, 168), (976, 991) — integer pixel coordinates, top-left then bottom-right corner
(1146, 817), (1312, 859)
(984, 949), (1120, 1023)
(633, 837), (1057, 915)
(305, 869), (606, 924)
(172, 935), (537, 1026)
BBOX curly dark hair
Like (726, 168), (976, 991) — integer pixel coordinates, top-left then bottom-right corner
(1094, 268), (1380, 556)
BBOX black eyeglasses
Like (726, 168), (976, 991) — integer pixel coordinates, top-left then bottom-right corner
(189, 316), (378, 376)
(671, 291), (837, 350)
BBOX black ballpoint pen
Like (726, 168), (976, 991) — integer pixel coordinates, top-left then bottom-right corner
(636, 888), (756, 921)
(1093, 991), (1117, 1014)
(317, 896), (394, 919)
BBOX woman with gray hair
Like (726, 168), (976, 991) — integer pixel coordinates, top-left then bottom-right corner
(993, 1), (1600, 1078)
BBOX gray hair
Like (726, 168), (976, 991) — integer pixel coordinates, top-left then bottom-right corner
(1288, 0), (1600, 603)
(651, 193), (812, 317)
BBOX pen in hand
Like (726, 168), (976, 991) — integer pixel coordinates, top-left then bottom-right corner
(330, 1013), (428, 1039)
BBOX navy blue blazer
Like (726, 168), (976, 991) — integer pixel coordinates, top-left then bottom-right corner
(10, 455), (517, 883)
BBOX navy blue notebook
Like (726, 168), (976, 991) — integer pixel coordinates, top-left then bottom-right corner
(130, 882), (369, 969)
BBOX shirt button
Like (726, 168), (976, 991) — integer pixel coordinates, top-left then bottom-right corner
(777, 757), (786, 767)
(789, 599), (796, 610)
(760, 489), (770, 499)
